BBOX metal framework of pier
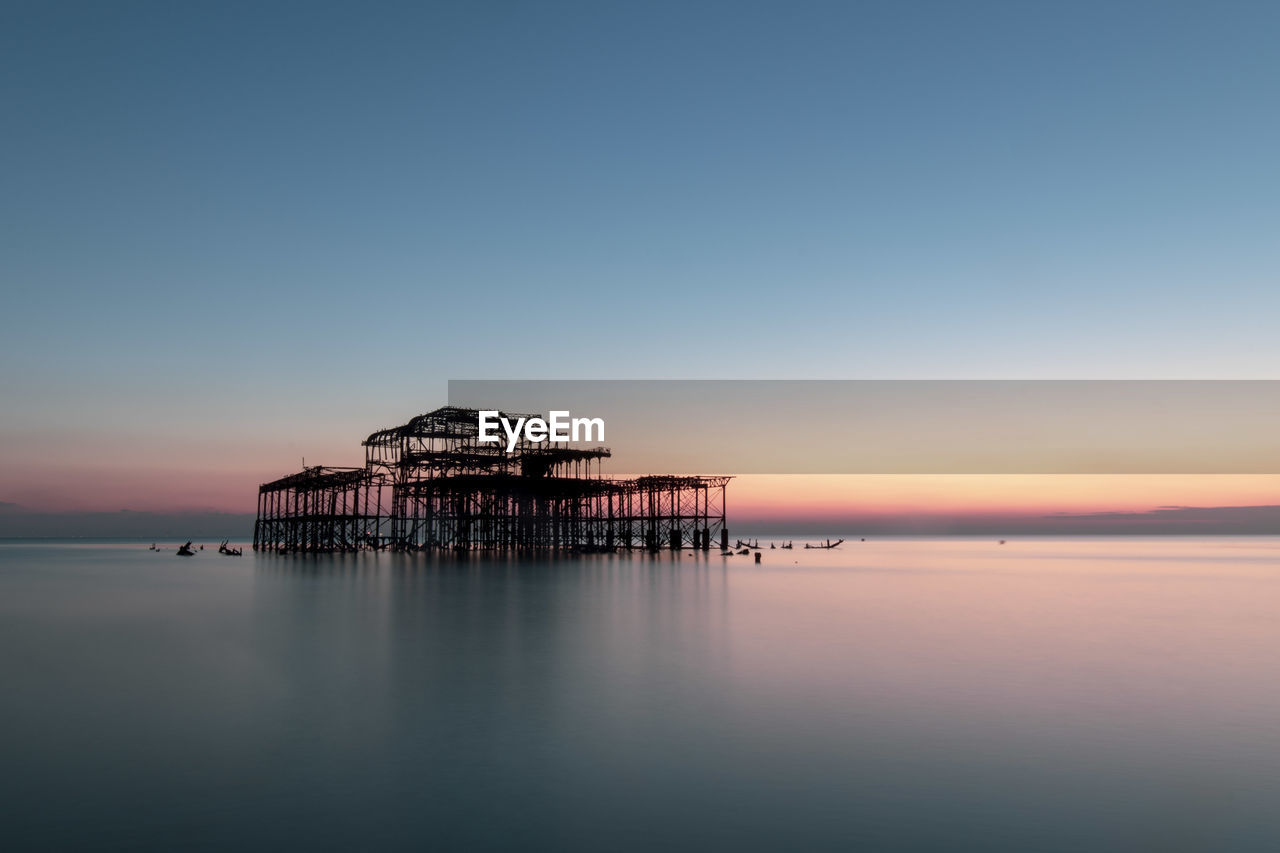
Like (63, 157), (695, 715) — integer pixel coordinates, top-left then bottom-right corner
(253, 406), (730, 554)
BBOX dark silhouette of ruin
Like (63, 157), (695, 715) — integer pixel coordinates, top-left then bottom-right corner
(253, 406), (731, 553)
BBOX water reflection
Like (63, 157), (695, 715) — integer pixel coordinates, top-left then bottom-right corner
(3, 539), (1280, 850)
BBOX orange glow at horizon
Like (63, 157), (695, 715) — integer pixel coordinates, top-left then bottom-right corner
(726, 474), (1280, 521)
(5, 466), (1280, 519)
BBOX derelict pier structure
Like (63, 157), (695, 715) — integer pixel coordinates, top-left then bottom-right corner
(253, 407), (731, 554)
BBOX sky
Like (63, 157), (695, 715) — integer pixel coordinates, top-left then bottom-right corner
(2, 1), (1279, 525)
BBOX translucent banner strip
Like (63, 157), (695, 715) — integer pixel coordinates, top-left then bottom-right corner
(447, 380), (1280, 474)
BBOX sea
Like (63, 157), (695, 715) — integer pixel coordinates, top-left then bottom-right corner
(3, 537), (1279, 851)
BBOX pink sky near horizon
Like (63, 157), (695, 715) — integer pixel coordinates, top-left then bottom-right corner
(6, 393), (1279, 518)
(6, 462), (1280, 521)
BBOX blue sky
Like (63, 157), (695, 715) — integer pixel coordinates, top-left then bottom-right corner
(2, 1), (1279, 509)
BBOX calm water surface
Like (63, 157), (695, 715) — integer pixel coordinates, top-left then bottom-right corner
(3, 538), (1280, 851)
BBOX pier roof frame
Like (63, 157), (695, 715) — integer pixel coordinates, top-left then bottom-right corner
(363, 406), (542, 447)
(259, 466), (371, 493)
